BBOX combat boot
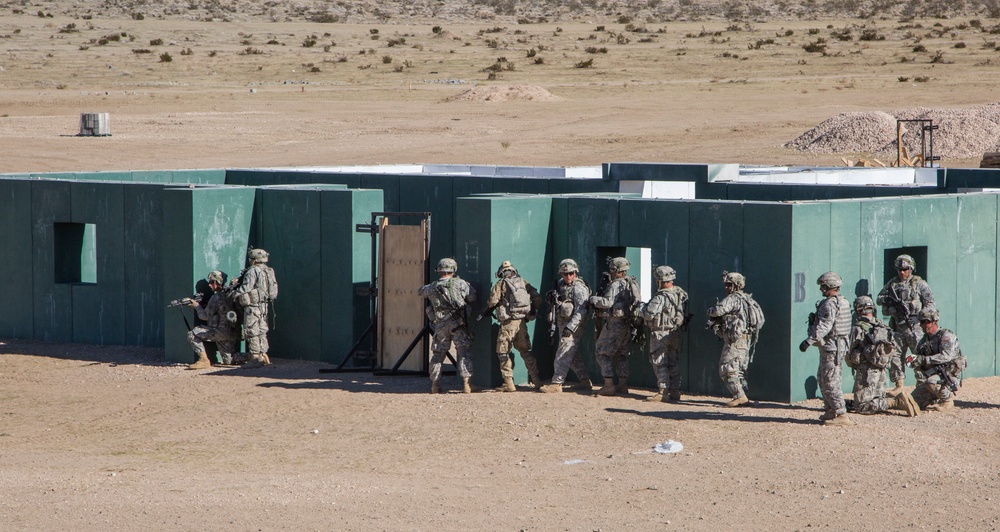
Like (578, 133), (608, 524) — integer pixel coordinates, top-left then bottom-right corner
(523, 354), (542, 388)
(818, 411), (837, 421)
(539, 382), (563, 393)
(496, 377), (517, 392)
(646, 389), (667, 402)
(187, 351), (211, 370)
(242, 354), (267, 369)
(430, 380), (442, 394)
(823, 414), (855, 426)
(615, 379), (629, 395)
(261, 353), (271, 365)
(570, 378), (593, 390)
(886, 379), (905, 397)
(668, 392), (681, 403)
(597, 378), (617, 396)
(462, 377), (481, 394)
(927, 398), (954, 411)
(724, 395), (749, 408)
(888, 392), (919, 417)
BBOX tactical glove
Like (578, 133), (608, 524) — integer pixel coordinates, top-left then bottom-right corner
(798, 340), (810, 352)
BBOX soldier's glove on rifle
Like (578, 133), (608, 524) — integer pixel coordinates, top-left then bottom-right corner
(798, 340), (811, 352)
(476, 309), (490, 323)
(562, 327), (573, 338)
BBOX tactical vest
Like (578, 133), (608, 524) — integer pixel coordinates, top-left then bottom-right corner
(236, 265), (278, 307)
(645, 287), (686, 332)
(831, 295), (852, 338)
(498, 276), (532, 321)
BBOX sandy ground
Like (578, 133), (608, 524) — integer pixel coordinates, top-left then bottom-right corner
(2, 338), (1000, 530)
(5, 6), (1000, 529)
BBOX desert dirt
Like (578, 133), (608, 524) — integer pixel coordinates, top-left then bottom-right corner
(5, 2), (1000, 530)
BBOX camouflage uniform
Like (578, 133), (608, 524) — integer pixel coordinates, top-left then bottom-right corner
(642, 284), (688, 401)
(911, 327), (964, 410)
(707, 290), (753, 401)
(549, 276), (591, 385)
(233, 256), (278, 362)
(876, 269), (935, 385)
(590, 275), (638, 384)
(188, 289), (239, 365)
(419, 274), (477, 384)
(485, 268), (543, 388)
(805, 294), (852, 418)
(846, 315), (892, 414)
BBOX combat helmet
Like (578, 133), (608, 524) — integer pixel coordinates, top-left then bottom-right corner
(496, 260), (517, 278)
(608, 257), (630, 273)
(436, 257), (458, 274)
(895, 254), (916, 271)
(918, 308), (940, 323)
(207, 270), (228, 285)
(558, 258), (579, 275)
(722, 271), (745, 290)
(653, 265), (677, 283)
(816, 271), (843, 290)
(853, 295), (875, 314)
(248, 248), (269, 264)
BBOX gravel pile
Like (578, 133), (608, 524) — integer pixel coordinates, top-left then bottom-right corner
(785, 104), (1000, 159)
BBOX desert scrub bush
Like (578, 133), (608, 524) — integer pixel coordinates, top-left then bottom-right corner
(309, 13), (339, 23)
(159, 52), (172, 62)
(526, 48), (537, 57)
(616, 15), (632, 24)
(914, 75), (930, 82)
(638, 37), (655, 43)
(387, 37), (406, 47)
(208, 50), (218, 57)
(859, 29), (885, 41)
(831, 28), (852, 41)
(180, 48), (193, 55)
(239, 47), (263, 55)
(481, 27), (507, 34)
(432, 26), (442, 34)
(132, 48), (152, 54)
(303, 36), (317, 47)
(930, 50), (945, 63)
(267, 39), (281, 45)
(150, 38), (163, 46)
(954, 41), (967, 48)
(585, 46), (608, 54)
(533, 56), (544, 64)
(485, 39), (499, 48)
(749, 38), (774, 49)
(803, 39), (827, 53)
(58, 23), (78, 34)
(382, 55), (393, 64)
(807, 28), (820, 35)
(131, 12), (144, 20)
(574, 58), (594, 68)
(913, 44), (927, 52)
(898, 76), (910, 81)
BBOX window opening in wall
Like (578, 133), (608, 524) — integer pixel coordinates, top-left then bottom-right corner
(883, 246), (928, 286)
(54, 222), (97, 284)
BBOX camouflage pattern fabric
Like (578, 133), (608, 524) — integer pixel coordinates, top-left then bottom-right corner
(911, 328), (962, 409)
(708, 290), (751, 398)
(595, 318), (630, 378)
(847, 315), (890, 414)
(643, 285), (687, 395)
(419, 276), (477, 383)
(233, 264), (273, 356)
(429, 322), (473, 381)
(188, 291), (239, 363)
(818, 338), (849, 416)
(549, 277), (591, 385)
(877, 275), (935, 383)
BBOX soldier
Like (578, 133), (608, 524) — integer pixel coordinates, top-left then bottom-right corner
(589, 257), (641, 397)
(641, 265), (689, 403)
(876, 254), (935, 395)
(186, 270), (240, 370)
(798, 272), (853, 426)
(480, 260), (543, 392)
(706, 271), (762, 407)
(909, 308), (966, 412)
(540, 259), (593, 393)
(845, 296), (919, 417)
(419, 258), (478, 394)
(232, 248), (278, 368)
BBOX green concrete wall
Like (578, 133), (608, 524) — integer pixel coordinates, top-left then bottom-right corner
(163, 186), (256, 362)
(0, 179), (34, 338)
(251, 185), (382, 364)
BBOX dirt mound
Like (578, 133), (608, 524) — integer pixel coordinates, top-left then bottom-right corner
(786, 105), (1000, 159)
(443, 85), (563, 103)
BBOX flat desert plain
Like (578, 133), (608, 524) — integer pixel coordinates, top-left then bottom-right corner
(3, 2), (1000, 530)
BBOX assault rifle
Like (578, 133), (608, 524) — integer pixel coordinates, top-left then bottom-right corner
(593, 271), (612, 339)
(907, 354), (961, 393)
(546, 289), (559, 345)
(167, 293), (203, 308)
(884, 285), (914, 324)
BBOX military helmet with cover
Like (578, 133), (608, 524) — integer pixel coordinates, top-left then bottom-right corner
(654, 265), (677, 283)
(207, 270), (227, 285)
(248, 248), (269, 263)
(608, 257), (630, 273)
(436, 257), (458, 274)
(722, 271), (745, 290)
(918, 308), (940, 323)
(816, 271), (843, 290)
(496, 260), (517, 278)
(853, 295), (875, 314)
(894, 254), (916, 271)
(558, 258), (579, 275)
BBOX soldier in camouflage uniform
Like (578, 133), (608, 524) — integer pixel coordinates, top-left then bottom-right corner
(909, 308), (966, 412)
(482, 260), (543, 392)
(846, 296), (919, 417)
(419, 258), (478, 394)
(799, 272), (853, 426)
(232, 248), (278, 368)
(186, 270), (240, 369)
(707, 272), (755, 407)
(540, 259), (593, 393)
(876, 254), (935, 395)
(589, 257), (640, 397)
(642, 265), (689, 403)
